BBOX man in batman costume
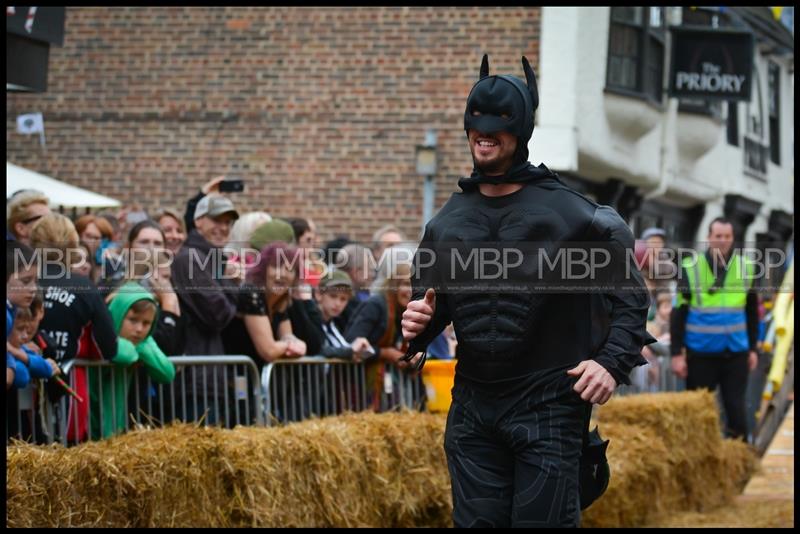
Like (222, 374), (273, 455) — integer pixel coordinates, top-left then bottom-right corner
(401, 55), (654, 527)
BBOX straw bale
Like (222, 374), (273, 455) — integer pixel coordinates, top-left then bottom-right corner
(595, 390), (724, 451)
(7, 411), (452, 528)
(217, 411), (452, 527)
(8, 424), (231, 528)
(7, 392), (760, 528)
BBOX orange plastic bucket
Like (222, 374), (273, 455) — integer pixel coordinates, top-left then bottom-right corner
(421, 359), (457, 413)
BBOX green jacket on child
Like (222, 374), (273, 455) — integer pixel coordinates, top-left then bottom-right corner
(89, 282), (175, 440)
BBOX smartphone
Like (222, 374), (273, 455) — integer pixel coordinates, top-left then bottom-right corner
(219, 179), (245, 193)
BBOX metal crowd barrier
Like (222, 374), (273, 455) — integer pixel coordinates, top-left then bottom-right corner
(261, 358), (426, 426)
(613, 349), (686, 397)
(261, 356), (367, 425)
(11, 350), (695, 445)
(6, 356), (262, 446)
(376, 364), (426, 413)
(602, 338), (679, 396)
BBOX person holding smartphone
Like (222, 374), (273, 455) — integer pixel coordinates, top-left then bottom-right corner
(183, 176), (244, 234)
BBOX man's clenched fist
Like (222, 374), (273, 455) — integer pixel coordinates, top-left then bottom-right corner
(567, 360), (617, 405)
(402, 288), (436, 341)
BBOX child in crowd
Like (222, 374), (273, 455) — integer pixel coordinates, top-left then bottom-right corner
(6, 241), (56, 389)
(7, 306), (60, 441)
(315, 270), (374, 361)
(8, 307), (60, 381)
(312, 270), (374, 415)
(22, 292), (65, 403)
(88, 282), (175, 439)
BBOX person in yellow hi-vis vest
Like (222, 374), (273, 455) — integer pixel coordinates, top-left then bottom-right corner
(670, 217), (759, 441)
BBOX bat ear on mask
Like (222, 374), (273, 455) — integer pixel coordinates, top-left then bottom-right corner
(479, 54), (489, 79)
(521, 56), (539, 112)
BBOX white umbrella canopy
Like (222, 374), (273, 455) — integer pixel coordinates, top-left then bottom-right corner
(6, 162), (121, 209)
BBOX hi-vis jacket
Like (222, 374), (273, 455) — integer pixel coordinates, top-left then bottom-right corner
(679, 252), (754, 354)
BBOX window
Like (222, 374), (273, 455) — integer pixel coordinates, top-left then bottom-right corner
(747, 66), (764, 138)
(726, 101), (739, 146)
(644, 9), (665, 103)
(607, 8), (642, 92)
(743, 64), (769, 179)
(768, 62), (780, 165)
(744, 137), (768, 175)
(606, 7), (665, 103)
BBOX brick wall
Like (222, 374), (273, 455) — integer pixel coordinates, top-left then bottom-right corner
(6, 7), (541, 244)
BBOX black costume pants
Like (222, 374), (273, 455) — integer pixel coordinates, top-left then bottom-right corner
(444, 370), (586, 528)
(686, 350), (749, 440)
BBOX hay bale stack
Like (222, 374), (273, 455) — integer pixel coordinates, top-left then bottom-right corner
(581, 390), (758, 527)
(7, 391), (759, 528)
(7, 411), (452, 528)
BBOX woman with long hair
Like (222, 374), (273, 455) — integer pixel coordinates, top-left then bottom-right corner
(74, 214), (117, 283)
(154, 208), (187, 256)
(222, 241), (325, 423)
(345, 260), (423, 411)
(223, 241), (308, 367)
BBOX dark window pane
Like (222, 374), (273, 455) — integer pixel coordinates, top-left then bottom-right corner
(625, 26), (639, 55)
(727, 101), (739, 146)
(744, 137), (768, 175)
(609, 24), (639, 57)
(768, 63), (779, 117)
(611, 6), (643, 25)
(607, 22), (640, 91)
(768, 63), (780, 165)
(769, 118), (780, 165)
(747, 69), (764, 137)
(645, 36), (663, 101)
(609, 27), (624, 54)
(623, 59), (637, 88)
(608, 56), (621, 83)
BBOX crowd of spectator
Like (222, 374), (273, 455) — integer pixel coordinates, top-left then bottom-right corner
(6, 177), (452, 441)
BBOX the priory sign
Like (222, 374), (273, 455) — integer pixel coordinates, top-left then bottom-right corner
(668, 26), (754, 101)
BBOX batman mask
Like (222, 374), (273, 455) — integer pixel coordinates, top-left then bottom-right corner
(463, 54), (539, 175)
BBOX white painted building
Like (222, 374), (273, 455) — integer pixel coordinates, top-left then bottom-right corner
(534, 6), (793, 248)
